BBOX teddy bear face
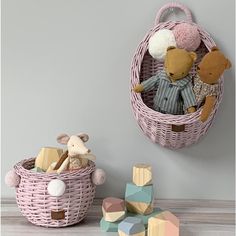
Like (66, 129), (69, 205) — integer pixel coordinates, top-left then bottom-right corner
(197, 47), (231, 84)
(164, 47), (197, 81)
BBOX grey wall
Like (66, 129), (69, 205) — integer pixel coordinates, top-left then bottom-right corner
(2, 0), (235, 200)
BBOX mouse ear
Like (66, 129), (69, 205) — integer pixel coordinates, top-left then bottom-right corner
(57, 134), (70, 144)
(225, 58), (232, 69)
(78, 133), (89, 142)
(211, 46), (219, 51)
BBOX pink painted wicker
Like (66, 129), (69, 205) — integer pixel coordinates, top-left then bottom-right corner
(14, 158), (96, 227)
(130, 2), (223, 149)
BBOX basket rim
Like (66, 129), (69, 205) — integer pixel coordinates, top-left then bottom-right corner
(14, 157), (96, 180)
(130, 20), (224, 125)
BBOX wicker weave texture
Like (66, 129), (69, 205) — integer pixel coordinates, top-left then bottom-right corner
(14, 158), (96, 227)
(130, 3), (223, 149)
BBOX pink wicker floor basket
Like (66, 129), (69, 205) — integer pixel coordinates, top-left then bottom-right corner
(130, 2), (223, 149)
(14, 158), (96, 227)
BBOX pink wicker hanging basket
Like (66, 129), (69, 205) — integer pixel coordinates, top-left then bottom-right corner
(14, 158), (96, 227)
(130, 2), (223, 149)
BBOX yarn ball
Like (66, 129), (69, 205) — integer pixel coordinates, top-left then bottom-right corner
(47, 179), (66, 197)
(92, 168), (106, 185)
(148, 29), (176, 61)
(5, 169), (20, 187)
(173, 23), (201, 51)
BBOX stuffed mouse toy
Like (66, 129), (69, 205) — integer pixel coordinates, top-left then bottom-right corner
(47, 133), (96, 174)
(134, 46), (197, 115)
(193, 46), (231, 122)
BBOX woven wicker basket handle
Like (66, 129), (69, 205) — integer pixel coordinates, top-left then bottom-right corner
(155, 2), (193, 24)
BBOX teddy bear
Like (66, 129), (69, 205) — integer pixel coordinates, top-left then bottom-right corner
(193, 46), (231, 122)
(134, 46), (197, 115)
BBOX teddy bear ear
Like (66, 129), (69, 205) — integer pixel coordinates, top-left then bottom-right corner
(167, 46), (176, 51)
(189, 52), (197, 61)
(211, 46), (219, 51)
(225, 58), (232, 69)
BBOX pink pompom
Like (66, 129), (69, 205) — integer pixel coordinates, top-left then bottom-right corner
(5, 169), (20, 187)
(172, 23), (201, 51)
(92, 168), (106, 185)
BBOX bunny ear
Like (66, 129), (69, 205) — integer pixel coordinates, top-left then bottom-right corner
(57, 134), (70, 144)
(78, 133), (89, 142)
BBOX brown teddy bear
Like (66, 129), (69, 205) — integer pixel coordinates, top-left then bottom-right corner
(134, 46), (197, 115)
(193, 46), (231, 122)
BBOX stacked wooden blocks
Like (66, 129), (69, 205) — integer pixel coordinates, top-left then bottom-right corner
(125, 164), (154, 215)
(100, 164), (179, 236)
(100, 197), (126, 232)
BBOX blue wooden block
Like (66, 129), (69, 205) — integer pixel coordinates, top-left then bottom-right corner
(100, 217), (120, 232)
(118, 217), (145, 235)
(128, 208), (163, 227)
(125, 183), (153, 203)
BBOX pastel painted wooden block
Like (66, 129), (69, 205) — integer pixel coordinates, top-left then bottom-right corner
(35, 147), (63, 171)
(102, 197), (125, 212)
(147, 211), (179, 236)
(118, 217), (145, 236)
(31, 167), (44, 172)
(133, 164), (152, 186)
(129, 208), (163, 227)
(126, 201), (153, 215)
(125, 183), (153, 203)
(100, 217), (120, 232)
(118, 231), (145, 236)
(102, 207), (126, 222)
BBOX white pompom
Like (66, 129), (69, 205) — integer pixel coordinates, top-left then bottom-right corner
(148, 29), (176, 61)
(92, 168), (106, 185)
(5, 169), (20, 187)
(47, 179), (66, 197)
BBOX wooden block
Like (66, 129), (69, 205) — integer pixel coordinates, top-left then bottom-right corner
(118, 231), (145, 236)
(102, 207), (126, 222)
(100, 217), (120, 232)
(103, 197), (125, 212)
(133, 164), (152, 186)
(46, 162), (57, 173)
(31, 167), (44, 172)
(126, 201), (153, 215)
(118, 217), (145, 236)
(125, 183), (153, 203)
(35, 147), (63, 171)
(147, 211), (179, 236)
(129, 208), (163, 227)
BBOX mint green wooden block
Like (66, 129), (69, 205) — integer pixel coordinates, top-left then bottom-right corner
(125, 183), (153, 203)
(100, 217), (120, 232)
(31, 167), (44, 172)
(128, 208), (163, 228)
